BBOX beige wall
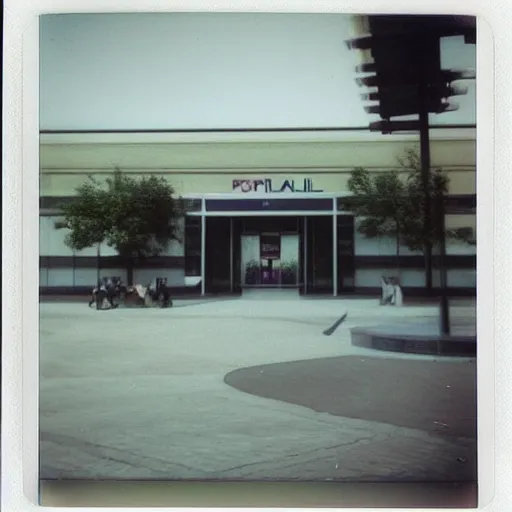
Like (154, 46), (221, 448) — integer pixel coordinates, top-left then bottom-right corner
(40, 132), (476, 291)
(40, 131), (476, 197)
(41, 169), (476, 197)
(40, 139), (476, 171)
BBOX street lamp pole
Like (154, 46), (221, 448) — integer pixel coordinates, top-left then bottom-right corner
(438, 196), (450, 335)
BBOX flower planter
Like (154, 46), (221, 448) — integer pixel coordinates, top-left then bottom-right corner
(244, 261), (260, 285)
(280, 261), (298, 286)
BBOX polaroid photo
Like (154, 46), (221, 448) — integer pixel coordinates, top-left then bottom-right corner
(1, 0), (507, 509)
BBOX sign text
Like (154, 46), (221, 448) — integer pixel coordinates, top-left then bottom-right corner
(232, 178), (323, 194)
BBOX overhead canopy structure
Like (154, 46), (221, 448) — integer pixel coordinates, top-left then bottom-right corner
(346, 15), (476, 133)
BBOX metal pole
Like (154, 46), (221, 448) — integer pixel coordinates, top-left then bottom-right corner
(332, 202), (338, 297)
(439, 196), (450, 335)
(419, 110), (433, 294)
(97, 243), (101, 284)
(295, 217), (299, 287)
(417, 43), (449, 337)
(229, 217), (234, 292)
(303, 216), (308, 294)
(419, 55), (432, 294)
(201, 200), (206, 297)
(312, 221), (316, 289)
(72, 250), (76, 287)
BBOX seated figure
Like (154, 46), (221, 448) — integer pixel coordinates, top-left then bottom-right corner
(125, 277), (173, 308)
(380, 276), (402, 306)
(89, 276), (125, 310)
(146, 277), (172, 308)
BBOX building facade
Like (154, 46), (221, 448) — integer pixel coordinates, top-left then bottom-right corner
(39, 128), (476, 296)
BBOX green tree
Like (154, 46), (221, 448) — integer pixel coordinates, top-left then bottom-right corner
(56, 169), (183, 285)
(343, 148), (475, 291)
(54, 178), (110, 283)
(344, 167), (408, 278)
(398, 148), (474, 290)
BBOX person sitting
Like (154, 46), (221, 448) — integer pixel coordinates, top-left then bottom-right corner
(380, 276), (402, 306)
(89, 276), (123, 309)
(147, 277), (172, 308)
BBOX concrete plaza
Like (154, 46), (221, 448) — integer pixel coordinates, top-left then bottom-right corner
(39, 294), (477, 482)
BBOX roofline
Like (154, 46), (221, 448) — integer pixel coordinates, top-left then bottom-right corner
(40, 124), (476, 135)
(39, 125), (476, 145)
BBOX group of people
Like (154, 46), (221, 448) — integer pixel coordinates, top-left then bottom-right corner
(89, 276), (172, 310)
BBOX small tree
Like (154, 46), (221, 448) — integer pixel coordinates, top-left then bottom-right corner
(343, 148), (475, 291)
(56, 169), (183, 285)
(54, 178), (110, 283)
(344, 167), (408, 279)
(398, 148), (474, 290)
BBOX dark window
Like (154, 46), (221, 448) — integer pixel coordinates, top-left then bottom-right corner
(242, 216), (299, 234)
(337, 215), (355, 290)
(184, 216), (201, 276)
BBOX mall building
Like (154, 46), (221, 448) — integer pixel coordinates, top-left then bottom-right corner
(39, 128), (476, 296)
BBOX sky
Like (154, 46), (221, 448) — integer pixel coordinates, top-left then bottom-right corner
(39, 13), (476, 131)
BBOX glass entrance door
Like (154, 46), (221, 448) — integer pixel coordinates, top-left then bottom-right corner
(241, 234), (261, 286)
(280, 234), (299, 286)
(260, 233), (281, 285)
(240, 231), (299, 288)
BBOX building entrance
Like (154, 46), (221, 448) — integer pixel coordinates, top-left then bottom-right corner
(241, 232), (299, 288)
(200, 208), (355, 296)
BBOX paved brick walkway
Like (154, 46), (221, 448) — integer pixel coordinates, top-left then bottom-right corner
(39, 298), (477, 484)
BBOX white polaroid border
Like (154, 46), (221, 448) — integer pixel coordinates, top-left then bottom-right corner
(1, 0), (507, 510)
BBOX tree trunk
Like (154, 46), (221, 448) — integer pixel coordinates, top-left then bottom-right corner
(96, 243), (101, 284)
(395, 222), (401, 281)
(424, 243), (433, 293)
(126, 262), (134, 286)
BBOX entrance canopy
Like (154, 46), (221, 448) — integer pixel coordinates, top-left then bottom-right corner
(185, 193), (350, 217)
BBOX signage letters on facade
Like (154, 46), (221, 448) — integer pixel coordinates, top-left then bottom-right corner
(232, 178), (323, 194)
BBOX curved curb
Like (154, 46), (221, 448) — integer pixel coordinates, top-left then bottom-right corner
(350, 326), (476, 357)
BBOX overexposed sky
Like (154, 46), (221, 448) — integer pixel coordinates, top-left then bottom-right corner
(39, 13), (476, 131)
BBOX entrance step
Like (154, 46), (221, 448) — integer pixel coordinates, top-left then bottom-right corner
(241, 288), (300, 300)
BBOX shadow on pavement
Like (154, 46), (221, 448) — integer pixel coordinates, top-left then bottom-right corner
(225, 355), (477, 439)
